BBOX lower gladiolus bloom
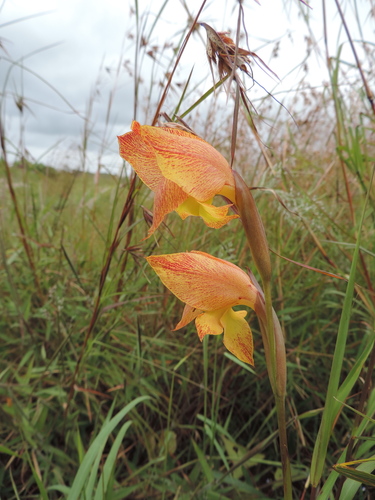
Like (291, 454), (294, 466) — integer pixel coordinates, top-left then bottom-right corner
(146, 251), (264, 365)
(118, 121), (238, 237)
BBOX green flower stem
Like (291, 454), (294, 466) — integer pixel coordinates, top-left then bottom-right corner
(276, 391), (293, 500)
(272, 301), (292, 500)
(263, 282), (292, 500)
(264, 280), (277, 394)
(234, 171), (292, 499)
(233, 171), (271, 284)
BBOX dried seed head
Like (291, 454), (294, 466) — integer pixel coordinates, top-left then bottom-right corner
(200, 23), (279, 82)
(200, 23), (252, 79)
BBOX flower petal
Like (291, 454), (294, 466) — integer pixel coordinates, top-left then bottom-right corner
(176, 197), (239, 229)
(221, 308), (254, 365)
(174, 304), (201, 330)
(138, 124), (235, 202)
(195, 309), (225, 340)
(118, 121), (162, 190)
(119, 122), (237, 235)
(148, 178), (188, 236)
(146, 251), (258, 311)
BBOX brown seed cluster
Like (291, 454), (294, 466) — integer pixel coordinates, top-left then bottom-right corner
(201, 22), (278, 84)
(200, 22), (253, 79)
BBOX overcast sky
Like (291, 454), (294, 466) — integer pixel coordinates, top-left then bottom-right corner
(0, 0), (372, 172)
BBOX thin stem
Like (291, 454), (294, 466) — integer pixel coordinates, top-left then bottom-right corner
(1, 119), (43, 300)
(276, 393), (293, 500)
(151, 0), (208, 126)
(264, 281), (276, 392)
(64, 172), (139, 418)
(265, 280), (292, 500)
(333, 0), (375, 116)
(234, 171), (291, 498)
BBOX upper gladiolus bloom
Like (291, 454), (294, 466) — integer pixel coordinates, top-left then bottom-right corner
(147, 251), (264, 365)
(118, 121), (238, 237)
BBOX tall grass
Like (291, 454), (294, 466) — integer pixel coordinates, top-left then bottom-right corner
(1, 1), (374, 499)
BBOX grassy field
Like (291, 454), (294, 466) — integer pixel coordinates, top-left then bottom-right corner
(1, 1), (375, 499)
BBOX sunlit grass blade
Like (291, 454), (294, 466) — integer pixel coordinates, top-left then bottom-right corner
(66, 396), (150, 500)
(179, 75), (229, 119)
(93, 420), (133, 500)
(333, 458), (375, 487)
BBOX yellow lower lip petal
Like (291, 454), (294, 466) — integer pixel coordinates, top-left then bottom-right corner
(195, 309), (226, 340)
(175, 197), (238, 229)
(221, 308), (254, 365)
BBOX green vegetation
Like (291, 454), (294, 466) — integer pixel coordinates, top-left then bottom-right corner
(1, 1), (374, 499)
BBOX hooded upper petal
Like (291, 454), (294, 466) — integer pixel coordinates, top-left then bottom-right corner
(146, 251), (258, 311)
(137, 123), (235, 202)
(118, 121), (162, 190)
(118, 121), (236, 202)
(118, 122), (189, 237)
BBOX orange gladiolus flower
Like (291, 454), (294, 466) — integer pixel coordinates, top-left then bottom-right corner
(118, 121), (238, 237)
(146, 251), (263, 365)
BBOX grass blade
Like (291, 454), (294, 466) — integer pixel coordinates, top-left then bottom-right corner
(67, 395), (150, 500)
(310, 166), (375, 490)
(93, 420), (133, 500)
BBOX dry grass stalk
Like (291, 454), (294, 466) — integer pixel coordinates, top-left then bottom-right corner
(201, 22), (275, 170)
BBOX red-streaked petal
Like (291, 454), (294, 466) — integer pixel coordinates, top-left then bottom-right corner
(195, 309), (225, 340)
(174, 304), (201, 330)
(139, 124), (234, 202)
(147, 178), (188, 237)
(118, 122), (162, 190)
(158, 125), (208, 141)
(221, 308), (254, 365)
(146, 251), (258, 311)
